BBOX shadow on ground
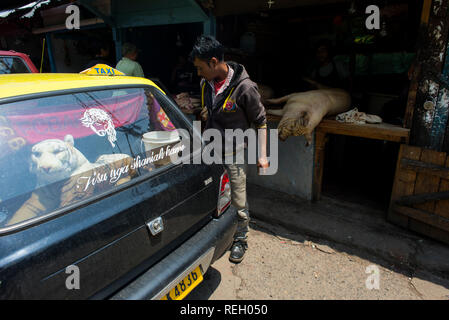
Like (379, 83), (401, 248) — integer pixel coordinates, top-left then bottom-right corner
(247, 183), (449, 293)
(185, 266), (222, 300)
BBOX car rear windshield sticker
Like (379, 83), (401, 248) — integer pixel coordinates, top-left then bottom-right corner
(0, 88), (188, 228)
(2, 139), (186, 227)
(5, 92), (143, 144)
(77, 142), (185, 192)
(80, 108), (117, 148)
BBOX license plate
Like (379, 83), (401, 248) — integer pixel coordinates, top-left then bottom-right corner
(161, 266), (203, 300)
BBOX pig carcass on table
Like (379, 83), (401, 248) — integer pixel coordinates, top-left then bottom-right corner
(266, 88), (351, 145)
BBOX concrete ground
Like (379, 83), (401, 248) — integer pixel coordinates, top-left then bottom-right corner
(187, 184), (449, 300)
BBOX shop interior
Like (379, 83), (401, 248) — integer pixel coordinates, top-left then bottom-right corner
(2, 0), (423, 212)
(215, 0), (422, 211)
(123, 22), (203, 93)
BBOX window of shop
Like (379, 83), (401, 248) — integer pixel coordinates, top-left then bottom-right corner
(0, 86), (190, 228)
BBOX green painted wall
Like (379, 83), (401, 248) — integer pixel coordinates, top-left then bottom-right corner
(112, 0), (208, 28)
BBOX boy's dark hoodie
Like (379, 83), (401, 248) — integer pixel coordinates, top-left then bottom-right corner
(200, 61), (267, 156)
(201, 61), (266, 131)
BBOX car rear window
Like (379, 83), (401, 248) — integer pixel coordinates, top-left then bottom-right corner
(0, 56), (31, 74)
(0, 87), (190, 229)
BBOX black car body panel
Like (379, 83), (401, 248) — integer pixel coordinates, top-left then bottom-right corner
(0, 78), (237, 299)
(110, 207), (237, 300)
(0, 163), (225, 299)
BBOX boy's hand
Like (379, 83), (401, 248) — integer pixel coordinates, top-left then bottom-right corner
(200, 107), (208, 121)
(257, 156), (269, 175)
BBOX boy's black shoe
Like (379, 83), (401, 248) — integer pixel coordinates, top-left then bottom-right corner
(229, 241), (247, 264)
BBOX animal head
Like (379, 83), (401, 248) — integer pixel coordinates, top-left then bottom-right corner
(80, 108), (117, 148)
(30, 135), (88, 184)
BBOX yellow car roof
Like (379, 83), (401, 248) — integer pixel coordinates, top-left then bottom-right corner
(0, 73), (163, 100)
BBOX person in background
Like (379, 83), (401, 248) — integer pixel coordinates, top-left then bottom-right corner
(116, 43), (144, 77)
(84, 40), (111, 70)
(170, 54), (197, 93)
(190, 35), (269, 264)
(310, 39), (350, 89)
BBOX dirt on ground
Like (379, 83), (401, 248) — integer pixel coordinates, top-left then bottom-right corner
(187, 219), (449, 300)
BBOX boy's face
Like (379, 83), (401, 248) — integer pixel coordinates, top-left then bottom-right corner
(193, 57), (218, 81)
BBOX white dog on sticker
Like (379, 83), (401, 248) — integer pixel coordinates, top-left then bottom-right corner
(80, 108), (117, 147)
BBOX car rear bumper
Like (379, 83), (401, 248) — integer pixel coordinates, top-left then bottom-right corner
(110, 207), (238, 300)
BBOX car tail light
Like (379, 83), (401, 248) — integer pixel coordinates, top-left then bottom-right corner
(216, 170), (231, 217)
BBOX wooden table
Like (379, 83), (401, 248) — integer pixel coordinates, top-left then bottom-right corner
(267, 115), (410, 201)
(314, 119), (410, 201)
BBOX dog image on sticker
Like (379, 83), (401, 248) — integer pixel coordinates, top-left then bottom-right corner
(80, 108), (117, 148)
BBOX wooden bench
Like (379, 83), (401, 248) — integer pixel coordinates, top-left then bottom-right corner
(266, 115), (410, 201)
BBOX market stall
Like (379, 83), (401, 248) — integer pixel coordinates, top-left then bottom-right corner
(213, 0), (449, 244)
(213, 0), (421, 207)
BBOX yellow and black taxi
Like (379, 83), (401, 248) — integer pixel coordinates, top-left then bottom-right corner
(0, 65), (237, 299)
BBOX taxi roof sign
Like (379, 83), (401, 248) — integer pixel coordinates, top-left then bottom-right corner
(80, 64), (125, 76)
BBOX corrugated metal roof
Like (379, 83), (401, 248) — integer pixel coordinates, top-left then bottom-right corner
(0, 0), (52, 19)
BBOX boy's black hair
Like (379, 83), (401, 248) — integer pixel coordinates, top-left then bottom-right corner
(189, 35), (225, 63)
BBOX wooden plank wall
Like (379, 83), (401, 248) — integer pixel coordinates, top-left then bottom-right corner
(435, 154), (449, 217)
(389, 144), (449, 244)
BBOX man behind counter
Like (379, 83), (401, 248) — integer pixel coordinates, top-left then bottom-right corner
(310, 39), (350, 90)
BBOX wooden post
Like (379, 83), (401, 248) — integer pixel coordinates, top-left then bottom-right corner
(112, 27), (122, 63)
(312, 131), (327, 202)
(203, 13), (216, 37)
(403, 0), (433, 129)
(410, 0), (449, 152)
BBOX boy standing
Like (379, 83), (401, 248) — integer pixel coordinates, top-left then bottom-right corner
(190, 35), (268, 263)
